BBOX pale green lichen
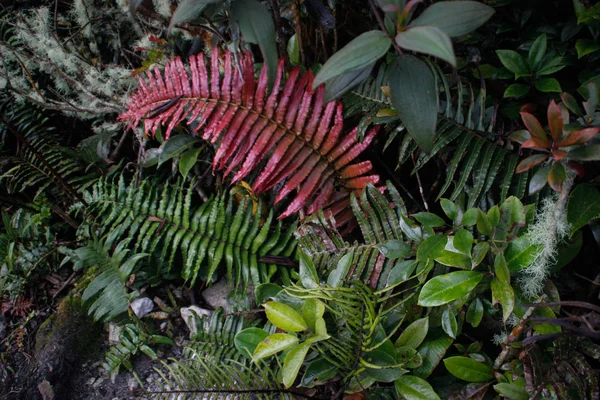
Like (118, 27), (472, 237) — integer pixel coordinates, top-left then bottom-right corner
(518, 173), (574, 297)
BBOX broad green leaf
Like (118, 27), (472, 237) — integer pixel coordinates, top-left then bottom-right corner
(287, 33), (300, 65)
(413, 212), (446, 228)
(158, 135), (199, 164)
(396, 317), (429, 349)
(495, 196), (526, 242)
(476, 209), (492, 236)
(323, 62), (375, 102)
(364, 350), (407, 382)
(471, 242), (489, 268)
(168, 0), (219, 32)
(435, 250), (471, 270)
(535, 77), (562, 93)
(461, 208), (478, 226)
(494, 254), (510, 284)
(417, 235), (447, 262)
(567, 144), (600, 161)
(418, 271), (483, 307)
(379, 240), (411, 259)
(390, 55), (438, 153)
(567, 183), (600, 233)
(440, 198), (459, 220)
(302, 298), (325, 332)
(299, 251), (319, 289)
(231, 0), (278, 88)
(466, 298), (484, 327)
(408, 1), (494, 38)
(491, 278), (515, 322)
(503, 83), (530, 98)
(537, 56), (567, 76)
(300, 358), (337, 388)
(413, 333), (453, 378)
(529, 165), (550, 195)
(441, 308), (458, 339)
(327, 251), (353, 287)
(496, 50), (530, 79)
(178, 146), (202, 178)
(283, 343), (310, 388)
(395, 375), (441, 400)
(453, 229), (473, 254)
(395, 26), (456, 66)
(528, 34), (547, 70)
(235, 327), (269, 359)
(387, 260), (418, 285)
(264, 302), (308, 332)
(494, 383), (529, 400)
(505, 236), (538, 273)
(252, 333), (298, 361)
(313, 30), (391, 88)
(548, 161), (566, 192)
(443, 356), (493, 382)
(395, 346), (423, 368)
(576, 39), (600, 59)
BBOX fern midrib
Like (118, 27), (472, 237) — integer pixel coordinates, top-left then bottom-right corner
(95, 199), (275, 257)
(148, 96), (354, 188)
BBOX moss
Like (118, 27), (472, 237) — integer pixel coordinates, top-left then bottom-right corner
(34, 295), (103, 363)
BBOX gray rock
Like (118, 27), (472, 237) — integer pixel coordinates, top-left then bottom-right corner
(200, 279), (230, 310)
(180, 306), (211, 337)
(130, 297), (154, 318)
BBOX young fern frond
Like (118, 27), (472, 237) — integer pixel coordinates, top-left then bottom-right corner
(118, 48), (380, 225)
(83, 173), (297, 288)
(297, 182), (410, 290)
(344, 64), (526, 207)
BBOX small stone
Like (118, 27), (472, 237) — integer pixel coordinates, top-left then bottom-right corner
(130, 297), (154, 318)
(87, 377), (96, 386)
(180, 306), (211, 337)
(108, 323), (122, 344)
(92, 377), (104, 389)
(201, 279), (229, 310)
(128, 376), (139, 392)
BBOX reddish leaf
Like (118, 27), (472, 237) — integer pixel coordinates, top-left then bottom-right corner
(548, 162), (566, 192)
(552, 149), (567, 161)
(516, 154), (548, 173)
(547, 100), (563, 142)
(567, 161), (585, 177)
(522, 137), (551, 149)
(557, 127), (599, 147)
(119, 49), (380, 225)
(520, 103), (536, 113)
(520, 112), (548, 140)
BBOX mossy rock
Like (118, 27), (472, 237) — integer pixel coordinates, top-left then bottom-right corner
(35, 295), (103, 364)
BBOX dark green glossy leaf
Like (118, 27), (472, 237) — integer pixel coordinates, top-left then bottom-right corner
(441, 308), (458, 339)
(395, 26), (456, 66)
(443, 356), (493, 382)
(264, 301), (308, 332)
(418, 271), (483, 307)
(466, 298), (484, 327)
(389, 55), (438, 153)
(408, 1), (494, 38)
(503, 83), (530, 98)
(493, 383), (529, 400)
(496, 50), (530, 78)
(396, 317), (429, 349)
(395, 375), (441, 400)
(235, 327), (269, 359)
(528, 34), (547, 70)
(567, 183), (600, 233)
(535, 77), (561, 93)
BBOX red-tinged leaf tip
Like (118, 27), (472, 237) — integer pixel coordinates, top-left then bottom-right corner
(551, 149), (567, 161)
(516, 154), (548, 173)
(557, 127), (599, 147)
(508, 129), (532, 144)
(567, 161), (585, 177)
(520, 112), (548, 141)
(521, 137), (551, 150)
(547, 100), (563, 142)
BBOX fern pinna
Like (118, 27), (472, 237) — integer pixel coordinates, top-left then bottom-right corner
(119, 48), (380, 224)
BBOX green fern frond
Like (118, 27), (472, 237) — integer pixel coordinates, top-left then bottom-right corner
(183, 308), (247, 362)
(152, 354), (292, 400)
(83, 173), (297, 289)
(76, 235), (149, 321)
(297, 182), (410, 290)
(0, 102), (99, 198)
(343, 64), (526, 207)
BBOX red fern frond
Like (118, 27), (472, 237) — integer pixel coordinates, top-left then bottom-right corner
(119, 48), (380, 224)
